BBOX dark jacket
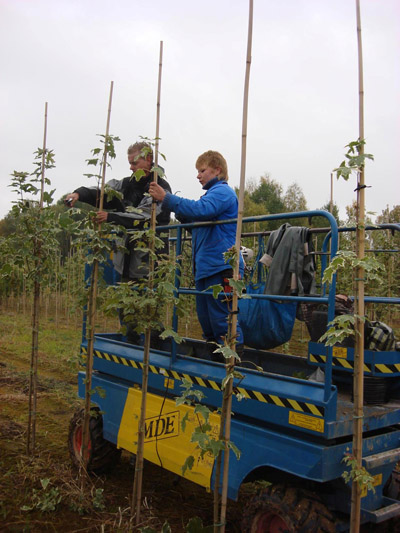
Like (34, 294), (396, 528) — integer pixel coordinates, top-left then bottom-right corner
(75, 174), (171, 279)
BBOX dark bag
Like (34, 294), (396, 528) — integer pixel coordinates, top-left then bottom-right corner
(366, 321), (396, 351)
(238, 237), (297, 350)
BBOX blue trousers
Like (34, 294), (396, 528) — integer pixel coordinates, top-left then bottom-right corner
(195, 271), (243, 345)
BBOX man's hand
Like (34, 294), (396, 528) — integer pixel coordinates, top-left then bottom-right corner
(149, 182), (167, 202)
(64, 192), (79, 206)
(96, 211), (108, 223)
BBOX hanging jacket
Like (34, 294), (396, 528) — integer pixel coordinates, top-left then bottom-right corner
(264, 224), (316, 296)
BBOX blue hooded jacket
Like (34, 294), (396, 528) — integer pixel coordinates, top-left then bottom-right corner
(162, 178), (244, 281)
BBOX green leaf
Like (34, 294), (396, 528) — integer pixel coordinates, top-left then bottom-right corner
(159, 328), (183, 344)
(161, 522), (172, 533)
(133, 169), (146, 181)
(182, 455), (195, 476)
(214, 345), (240, 361)
(40, 478), (50, 490)
(228, 441), (241, 460)
(86, 158), (99, 166)
(152, 165), (165, 179)
(193, 404), (211, 423)
(208, 439), (225, 457)
(206, 284), (223, 299)
(181, 411), (190, 432)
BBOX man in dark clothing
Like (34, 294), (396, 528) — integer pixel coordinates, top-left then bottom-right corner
(65, 141), (171, 278)
(65, 141), (171, 342)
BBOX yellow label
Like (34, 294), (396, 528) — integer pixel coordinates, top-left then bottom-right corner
(288, 411), (324, 433)
(164, 377), (175, 389)
(117, 388), (220, 490)
(333, 346), (348, 359)
(361, 473), (382, 498)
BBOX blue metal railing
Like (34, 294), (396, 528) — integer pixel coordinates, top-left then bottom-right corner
(158, 210), (339, 401)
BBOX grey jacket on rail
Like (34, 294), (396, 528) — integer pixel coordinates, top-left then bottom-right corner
(263, 224), (316, 297)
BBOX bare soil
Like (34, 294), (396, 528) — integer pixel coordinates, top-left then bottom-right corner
(0, 311), (243, 532)
(1, 309), (399, 532)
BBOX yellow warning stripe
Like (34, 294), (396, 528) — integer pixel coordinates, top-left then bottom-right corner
(237, 387), (251, 399)
(288, 399), (303, 412)
(209, 381), (221, 391)
(82, 348), (325, 416)
(310, 353), (374, 374)
(195, 377), (207, 388)
(269, 394), (285, 408)
(336, 359), (353, 369)
(375, 364), (392, 374)
(253, 391), (268, 403)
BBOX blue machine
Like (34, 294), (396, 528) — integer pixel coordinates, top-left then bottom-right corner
(69, 211), (400, 532)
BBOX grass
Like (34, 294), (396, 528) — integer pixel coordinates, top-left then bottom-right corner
(0, 309), (243, 532)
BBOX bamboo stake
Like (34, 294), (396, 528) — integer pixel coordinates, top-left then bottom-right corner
(350, 1), (365, 531)
(81, 82), (114, 484)
(132, 41), (163, 525)
(27, 101), (48, 455)
(216, 3), (253, 531)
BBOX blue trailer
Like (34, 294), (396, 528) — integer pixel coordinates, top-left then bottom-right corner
(68, 211), (400, 532)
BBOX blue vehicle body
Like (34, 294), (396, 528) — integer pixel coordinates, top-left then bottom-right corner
(74, 211), (400, 530)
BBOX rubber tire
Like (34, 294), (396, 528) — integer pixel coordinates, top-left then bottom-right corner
(241, 484), (336, 533)
(68, 407), (121, 474)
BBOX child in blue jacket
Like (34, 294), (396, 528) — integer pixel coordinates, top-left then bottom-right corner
(149, 150), (243, 355)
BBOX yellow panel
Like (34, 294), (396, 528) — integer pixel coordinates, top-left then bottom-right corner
(164, 378), (175, 389)
(289, 411), (324, 433)
(117, 388), (220, 490)
(333, 346), (347, 359)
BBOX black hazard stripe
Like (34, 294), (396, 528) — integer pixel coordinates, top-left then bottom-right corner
(310, 353), (372, 373)
(81, 348), (324, 417)
(375, 363), (400, 374)
(237, 388), (324, 417)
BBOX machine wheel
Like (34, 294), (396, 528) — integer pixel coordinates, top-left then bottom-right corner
(241, 484), (336, 533)
(68, 407), (121, 474)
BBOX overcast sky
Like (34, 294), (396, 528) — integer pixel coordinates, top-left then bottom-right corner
(1, 0), (399, 222)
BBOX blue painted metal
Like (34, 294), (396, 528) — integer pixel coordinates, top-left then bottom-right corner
(309, 342), (400, 377)
(75, 211), (400, 528)
(79, 371), (400, 506)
